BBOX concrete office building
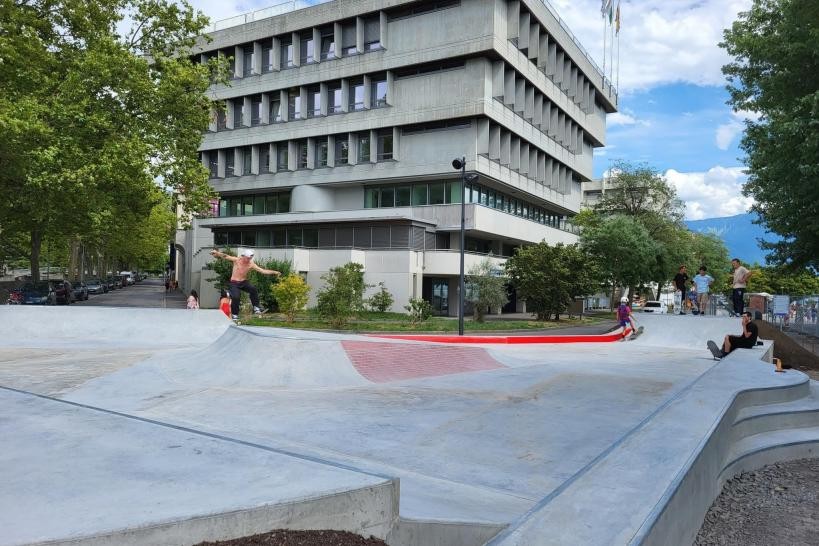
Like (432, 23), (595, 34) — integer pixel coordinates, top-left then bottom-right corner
(176, 0), (617, 313)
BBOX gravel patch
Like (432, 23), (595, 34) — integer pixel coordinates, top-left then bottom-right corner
(195, 530), (387, 546)
(695, 458), (819, 545)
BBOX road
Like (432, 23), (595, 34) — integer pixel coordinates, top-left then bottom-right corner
(75, 278), (187, 308)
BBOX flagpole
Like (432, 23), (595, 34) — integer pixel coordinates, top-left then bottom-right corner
(601, 4), (607, 86)
(616, 23), (620, 91)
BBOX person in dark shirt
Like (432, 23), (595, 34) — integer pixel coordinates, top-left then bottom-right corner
(707, 312), (759, 359)
(673, 265), (689, 315)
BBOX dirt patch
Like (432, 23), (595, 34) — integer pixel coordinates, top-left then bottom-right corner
(195, 530), (387, 546)
(756, 320), (819, 375)
(695, 458), (819, 545)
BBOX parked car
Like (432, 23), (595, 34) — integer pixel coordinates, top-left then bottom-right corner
(52, 280), (74, 304)
(72, 281), (89, 301)
(86, 279), (107, 294)
(20, 282), (56, 305)
(105, 277), (119, 290)
(6, 287), (23, 305)
(642, 300), (667, 314)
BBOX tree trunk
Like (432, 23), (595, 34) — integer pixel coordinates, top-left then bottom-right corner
(30, 229), (42, 282)
(654, 280), (662, 301)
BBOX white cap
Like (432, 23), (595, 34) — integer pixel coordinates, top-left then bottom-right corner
(241, 249), (254, 257)
(620, 296), (629, 303)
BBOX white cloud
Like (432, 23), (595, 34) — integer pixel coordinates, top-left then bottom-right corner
(665, 166), (754, 220)
(715, 109), (762, 150)
(607, 111), (651, 127)
(549, 0), (752, 93)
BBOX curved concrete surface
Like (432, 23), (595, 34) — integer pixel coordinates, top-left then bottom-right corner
(2, 309), (818, 546)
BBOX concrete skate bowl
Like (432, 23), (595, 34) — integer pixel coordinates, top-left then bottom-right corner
(0, 306), (232, 348)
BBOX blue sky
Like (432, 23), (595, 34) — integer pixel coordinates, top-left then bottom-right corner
(184, 0), (755, 220)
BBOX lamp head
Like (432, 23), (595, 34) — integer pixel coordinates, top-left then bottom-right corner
(452, 158), (465, 170)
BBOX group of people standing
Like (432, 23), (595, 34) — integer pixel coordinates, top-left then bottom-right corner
(672, 258), (752, 316)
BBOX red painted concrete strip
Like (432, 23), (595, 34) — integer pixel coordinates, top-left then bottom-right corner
(369, 329), (629, 344)
(341, 341), (504, 383)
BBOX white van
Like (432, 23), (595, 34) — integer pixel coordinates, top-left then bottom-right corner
(119, 271), (135, 285)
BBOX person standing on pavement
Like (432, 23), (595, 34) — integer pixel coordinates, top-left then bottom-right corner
(692, 266), (714, 316)
(673, 265), (689, 315)
(186, 290), (200, 309)
(731, 258), (753, 315)
(209, 248), (281, 319)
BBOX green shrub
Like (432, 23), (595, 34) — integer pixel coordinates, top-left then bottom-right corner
(270, 274), (310, 322)
(404, 298), (432, 325)
(466, 257), (509, 322)
(367, 282), (395, 313)
(316, 262), (370, 328)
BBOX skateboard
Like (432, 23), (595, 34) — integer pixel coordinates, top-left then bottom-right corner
(707, 340), (723, 360)
(628, 326), (644, 340)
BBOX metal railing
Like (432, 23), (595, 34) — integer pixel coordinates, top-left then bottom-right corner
(207, 0), (335, 32)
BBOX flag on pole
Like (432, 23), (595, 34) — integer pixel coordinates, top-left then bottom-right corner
(601, 0), (612, 18)
(615, 1), (621, 34)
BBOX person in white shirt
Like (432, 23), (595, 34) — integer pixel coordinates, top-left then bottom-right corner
(730, 258), (752, 315)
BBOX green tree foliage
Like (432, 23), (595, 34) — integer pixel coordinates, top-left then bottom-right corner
(690, 232), (731, 294)
(404, 298), (432, 325)
(270, 274), (310, 322)
(465, 258), (509, 322)
(0, 0), (224, 280)
(580, 215), (657, 303)
(316, 262), (370, 328)
(367, 282), (395, 313)
(721, 0), (819, 269)
(747, 266), (819, 296)
(505, 242), (598, 320)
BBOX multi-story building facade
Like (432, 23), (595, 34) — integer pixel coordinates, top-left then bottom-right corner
(176, 0), (617, 313)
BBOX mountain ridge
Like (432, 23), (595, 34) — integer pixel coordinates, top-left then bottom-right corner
(685, 212), (780, 266)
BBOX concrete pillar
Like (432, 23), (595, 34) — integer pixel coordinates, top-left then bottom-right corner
(492, 61), (504, 98)
(272, 37), (281, 70)
(507, 0), (520, 39)
(514, 77), (525, 114)
(538, 32), (549, 70)
(528, 23), (539, 61)
(477, 118), (490, 155)
(319, 82), (328, 116)
(392, 127), (400, 161)
(379, 11), (388, 48)
(386, 70), (395, 104)
(518, 12), (530, 51)
(518, 142), (528, 175)
(208, 105), (217, 132)
(253, 41), (262, 75)
(537, 151), (546, 183)
(529, 146), (537, 177)
(299, 86), (308, 120)
(350, 132), (359, 165)
(500, 131), (511, 166)
(489, 124), (501, 160)
(226, 99), (235, 129)
(363, 74), (372, 109)
(340, 79), (350, 113)
(327, 135), (336, 166)
(233, 45), (243, 78)
(261, 93), (270, 124)
(242, 97), (251, 127)
(292, 31), (300, 66)
(355, 16), (364, 54)
(533, 94), (543, 127)
(510, 136), (520, 171)
(370, 129), (377, 163)
(280, 89), (289, 121)
(307, 138), (316, 169)
(524, 85), (534, 120)
(333, 22), (342, 59)
(217, 149), (226, 178)
(313, 28), (321, 61)
(288, 141), (297, 171)
(251, 145), (260, 175)
(504, 69), (515, 106)
(234, 148), (242, 175)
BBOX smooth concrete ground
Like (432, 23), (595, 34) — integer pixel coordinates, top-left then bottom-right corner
(0, 287), (811, 545)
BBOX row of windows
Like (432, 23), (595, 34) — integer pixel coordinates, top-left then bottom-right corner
(204, 129), (395, 178)
(217, 192), (291, 217)
(200, 14), (382, 78)
(213, 225), (449, 251)
(511, 2), (607, 113)
(213, 74), (388, 131)
(362, 180), (572, 231)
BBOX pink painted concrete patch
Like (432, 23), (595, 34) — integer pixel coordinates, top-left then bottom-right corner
(341, 341), (504, 383)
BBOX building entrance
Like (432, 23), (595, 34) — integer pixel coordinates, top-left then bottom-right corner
(422, 277), (449, 316)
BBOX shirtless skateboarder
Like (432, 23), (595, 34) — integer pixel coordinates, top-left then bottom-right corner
(210, 248), (281, 320)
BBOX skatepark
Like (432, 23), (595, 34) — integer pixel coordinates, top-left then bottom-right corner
(1, 306), (818, 545)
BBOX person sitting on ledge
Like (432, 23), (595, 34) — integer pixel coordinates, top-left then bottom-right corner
(707, 311), (758, 359)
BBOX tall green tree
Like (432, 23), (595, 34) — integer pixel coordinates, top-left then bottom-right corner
(505, 242), (598, 321)
(721, 0), (819, 269)
(465, 257), (508, 322)
(0, 0), (222, 280)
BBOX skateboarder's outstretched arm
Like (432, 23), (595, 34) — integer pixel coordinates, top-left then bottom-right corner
(251, 263), (281, 276)
(210, 249), (238, 262)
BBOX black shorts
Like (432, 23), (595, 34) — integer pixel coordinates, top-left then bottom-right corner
(728, 334), (755, 350)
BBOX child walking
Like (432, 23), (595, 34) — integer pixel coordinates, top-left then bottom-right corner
(617, 296), (638, 341)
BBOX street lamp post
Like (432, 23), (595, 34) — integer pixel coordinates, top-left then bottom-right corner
(451, 157), (478, 336)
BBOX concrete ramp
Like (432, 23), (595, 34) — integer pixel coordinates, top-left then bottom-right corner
(630, 313), (746, 350)
(0, 307), (231, 348)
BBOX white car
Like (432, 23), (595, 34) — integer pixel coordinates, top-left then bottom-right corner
(642, 301), (667, 314)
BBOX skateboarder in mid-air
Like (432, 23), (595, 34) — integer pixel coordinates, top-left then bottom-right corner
(617, 296), (643, 341)
(210, 249), (281, 320)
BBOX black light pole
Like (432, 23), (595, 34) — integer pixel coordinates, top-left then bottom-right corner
(452, 157), (467, 336)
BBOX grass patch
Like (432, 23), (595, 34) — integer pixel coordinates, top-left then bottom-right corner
(241, 313), (608, 333)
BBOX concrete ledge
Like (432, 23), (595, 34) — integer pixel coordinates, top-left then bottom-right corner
(386, 518), (505, 546)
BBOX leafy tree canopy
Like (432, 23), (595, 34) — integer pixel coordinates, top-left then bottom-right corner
(721, 0), (819, 269)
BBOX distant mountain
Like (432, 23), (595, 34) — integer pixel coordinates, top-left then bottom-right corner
(685, 213), (781, 266)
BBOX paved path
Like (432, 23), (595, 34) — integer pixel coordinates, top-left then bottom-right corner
(76, 278), (187, 308)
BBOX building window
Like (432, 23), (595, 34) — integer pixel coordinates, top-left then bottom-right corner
(250, 95), (262, 126)
(280, 38), (293, 68)
(363, 16), (381, 51)
(297, 140), (308, 169)
(341, 21), (356, 56)
(300, 35), (314, 64)
(316, 139), (328, 167)
(270, 97), (282, 123)
(328, 83), (342, 113)
(242, 46), (253, 76)
(232, 100), (244, 128)
(364, 187), (379, 208)
(335, 135), (349, 165)
(357, 132), (370, 163)
(307, 86), (321, 118)
(225, 150), (235, 177)
(396, 186), (411, 206)
(349, 79), (364, 111)
(380, 187), (395, 207)
(376, 129), (393, 161)
(276, 143), (288, 171)
(208, 152), (218, 178)
(241, 146), (251, 175)
(370, 76), (387, 108)
(319, 26), (335, 60)
(216, 106), (227, 131)
(429, 182), (445, 204)
(262, 44), (273, 72)
(412, 184), (428, 205)
(288, 88), (301, 119)
(259, 145), (270, 174)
